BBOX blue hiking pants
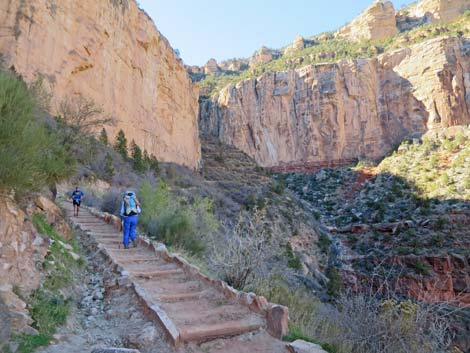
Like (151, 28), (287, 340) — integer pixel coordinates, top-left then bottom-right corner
(123, 215), (138, 247)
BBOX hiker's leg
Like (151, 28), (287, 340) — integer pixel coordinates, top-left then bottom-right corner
(123, 217), (131, 247)
(129, 216), (138, 242)
(76, 203), (80, 216)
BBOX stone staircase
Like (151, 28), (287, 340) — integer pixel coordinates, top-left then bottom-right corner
(63, 204), (289, 352)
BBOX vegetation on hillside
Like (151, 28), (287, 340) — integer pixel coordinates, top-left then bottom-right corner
(14, 214), (83, 353)
(0, 70), (73, 198)
(199, 12), (470, 97)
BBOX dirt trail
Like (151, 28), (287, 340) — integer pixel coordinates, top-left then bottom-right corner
(63, 204), (288, 353)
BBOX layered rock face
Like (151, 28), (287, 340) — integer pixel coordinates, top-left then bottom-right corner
(0, 0), (200, 168)
(337, 1), (398, 41)
(200, 37), (470, 169)
(404, 0), (470, 23)
(0, 196), (48, 333)
(250, 47), (281, 67)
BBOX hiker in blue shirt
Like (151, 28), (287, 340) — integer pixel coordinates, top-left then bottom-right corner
(120, 191), (141, 249)
(70, 187), (84, 217)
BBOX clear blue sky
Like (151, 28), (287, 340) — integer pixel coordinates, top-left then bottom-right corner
(138, 0), (416, 66)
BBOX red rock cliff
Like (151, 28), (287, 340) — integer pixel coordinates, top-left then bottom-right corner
(200, 37), (470, 169)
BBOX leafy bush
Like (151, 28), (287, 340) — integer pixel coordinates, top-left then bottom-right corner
(0, 70), (73, 197)
(139, 181), (218, 255)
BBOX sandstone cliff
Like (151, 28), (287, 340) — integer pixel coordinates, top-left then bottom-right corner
(200, 37), (470, 169)
(337, 1), (398, 41)
(402, 0), (470, 23)
(0, 0), (200, 168)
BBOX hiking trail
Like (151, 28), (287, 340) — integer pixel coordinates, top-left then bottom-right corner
(62, 202), (289, 353)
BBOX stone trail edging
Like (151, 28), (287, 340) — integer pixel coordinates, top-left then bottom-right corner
(83, 206), (289, 344)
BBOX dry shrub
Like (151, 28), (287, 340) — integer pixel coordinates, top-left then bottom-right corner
(209, 207), (277, 289)
(308, 291), (452, 353)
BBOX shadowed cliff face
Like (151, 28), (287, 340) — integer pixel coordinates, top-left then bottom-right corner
(200, 37), (470, 169)
(0, 0), (201, 168)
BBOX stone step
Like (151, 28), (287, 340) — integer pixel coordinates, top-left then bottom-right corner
(125, 263), (177, 272)
(156, 290), (208, 303)
(169, 303), (251, 326)
(179, 318), (263, 343)
(131, 269), (184, 279)
(125, 258), (168, 264)
(140, 280), (204, 295)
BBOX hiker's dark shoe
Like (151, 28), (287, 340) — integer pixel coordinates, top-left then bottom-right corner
(124, 245), (129, 249)
(132, 239), (137, 248)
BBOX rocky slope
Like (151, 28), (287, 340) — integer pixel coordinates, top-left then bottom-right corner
(0, 0), (200, 168)
(200, 36), (470, 169)
(0, 195), (73, 337)
(284, 126), (470, 349)
(287, 127), (470, 298)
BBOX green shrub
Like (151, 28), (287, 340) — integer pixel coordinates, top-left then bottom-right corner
(15, 333), (51, 353)
(326, 266), (344, 297)
(318, 233), (332, 253)
(28, 290), (70, 336)
(0, 70), (72, 197)
(139, 181), (218, 256)
(284, 243), (303, 270)
(413, 260), (430, 275)
(435, 216), (448, 230)
(271, 179), (286, 195)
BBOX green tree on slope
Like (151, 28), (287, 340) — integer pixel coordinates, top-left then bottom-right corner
(114, 129), (128, 159)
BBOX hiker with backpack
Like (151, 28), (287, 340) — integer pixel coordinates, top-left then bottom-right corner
(120, 191), (141, 249)
(70, 186), (84, 217)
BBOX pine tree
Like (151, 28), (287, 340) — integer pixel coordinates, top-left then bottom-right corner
(99, 128), (108, 145)
(131, 140), (145, 172)
(114, 129), (128, 159)
(104, 152), (115, 180)
(149, 154), (160, 174)
(143, 150), (150, 171)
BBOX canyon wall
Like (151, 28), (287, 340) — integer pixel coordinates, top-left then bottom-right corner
(200, 37), (470, 169)
(0, 0), (200, 168)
